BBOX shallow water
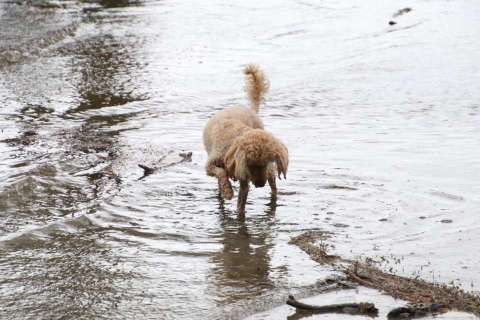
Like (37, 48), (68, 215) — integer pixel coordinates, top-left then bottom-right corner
(0, 0), (479, 319)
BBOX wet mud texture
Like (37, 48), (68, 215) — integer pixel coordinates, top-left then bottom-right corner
(290, 231), (480, 318)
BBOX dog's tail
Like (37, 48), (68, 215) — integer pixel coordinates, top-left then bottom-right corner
(244, 64), (270, 113)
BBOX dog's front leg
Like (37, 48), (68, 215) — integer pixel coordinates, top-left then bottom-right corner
(237, 180), (249, 214)
(266, 163), (278, 200)
(206, 161), (233, 200)
(268, 175), (277, 198)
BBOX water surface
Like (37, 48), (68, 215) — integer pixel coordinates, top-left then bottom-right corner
(0, 0), (479, 319)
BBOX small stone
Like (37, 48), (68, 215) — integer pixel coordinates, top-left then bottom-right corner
(333, 223), (349, 228)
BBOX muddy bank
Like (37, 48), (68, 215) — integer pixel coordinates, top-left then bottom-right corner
(287, 231), (480, 318)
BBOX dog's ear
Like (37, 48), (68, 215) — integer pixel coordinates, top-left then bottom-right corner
(274, 140), (289, 179)
(224, 140), (240, 180)
(225, 139), (248, 181)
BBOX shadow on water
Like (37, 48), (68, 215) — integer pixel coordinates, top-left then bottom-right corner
(0, 1), (76, 66)
(62, 32), (148, 117)
(0, 226), (136, 319)
(0, 0), (147, 232)
(81, 0), (142, 9)
(209, 194), (278, 305)
(0, 1), (150, 318)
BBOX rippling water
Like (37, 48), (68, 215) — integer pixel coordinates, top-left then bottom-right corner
(0, 0), (479, 319)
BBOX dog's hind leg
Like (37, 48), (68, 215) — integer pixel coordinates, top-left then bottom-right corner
(237, 180), (249, 215)
(206, 160), (233, 200)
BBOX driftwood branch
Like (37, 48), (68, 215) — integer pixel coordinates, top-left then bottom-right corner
(138, 164), (155, 176)
(393, 7), (412, 18)
(287, 295), (378, 316)
(138, 151), (192, 180)
(387, 303), (449, 319)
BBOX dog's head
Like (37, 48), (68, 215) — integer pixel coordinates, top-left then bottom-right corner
(224, 129), (288, 187)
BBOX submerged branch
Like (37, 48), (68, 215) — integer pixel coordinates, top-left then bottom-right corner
(138, 151), (192, 180)
(287, 295), (378, 316)
(387, 303), (449, 319)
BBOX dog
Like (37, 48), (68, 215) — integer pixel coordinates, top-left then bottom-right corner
(203, 64), (288, 214)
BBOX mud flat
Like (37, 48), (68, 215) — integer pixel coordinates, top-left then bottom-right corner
(247, 288), (477, 320)
(247, 231), (480, 319)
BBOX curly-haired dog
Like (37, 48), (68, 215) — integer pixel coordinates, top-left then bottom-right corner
(203, 64), (289, 214)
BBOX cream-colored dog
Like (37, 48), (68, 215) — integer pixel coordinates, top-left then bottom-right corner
(203, 64), (288, 214)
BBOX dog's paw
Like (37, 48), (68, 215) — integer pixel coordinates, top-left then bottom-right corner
(222, 187), (234, 200)
(219, 179), (234, 200)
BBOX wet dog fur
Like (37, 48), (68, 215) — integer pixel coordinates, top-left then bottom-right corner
(203, 64), (288, 214)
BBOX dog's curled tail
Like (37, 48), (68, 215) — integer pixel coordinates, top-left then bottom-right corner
(244, 64), (270, 113)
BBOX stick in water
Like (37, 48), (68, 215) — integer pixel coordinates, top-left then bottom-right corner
(287, 295), (378, 316)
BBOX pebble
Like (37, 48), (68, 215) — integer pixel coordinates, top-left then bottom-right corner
(333, 223), (349, 228)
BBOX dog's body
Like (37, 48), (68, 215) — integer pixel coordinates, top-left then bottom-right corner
(203, 65), (288, 214)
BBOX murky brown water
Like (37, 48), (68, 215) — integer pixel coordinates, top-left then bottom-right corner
(0, 0), (479, 319)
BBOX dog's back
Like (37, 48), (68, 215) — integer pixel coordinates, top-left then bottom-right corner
(203, 64), (269, 162)
(203, 107), (263, 160)
(209, 106), (263, 129)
